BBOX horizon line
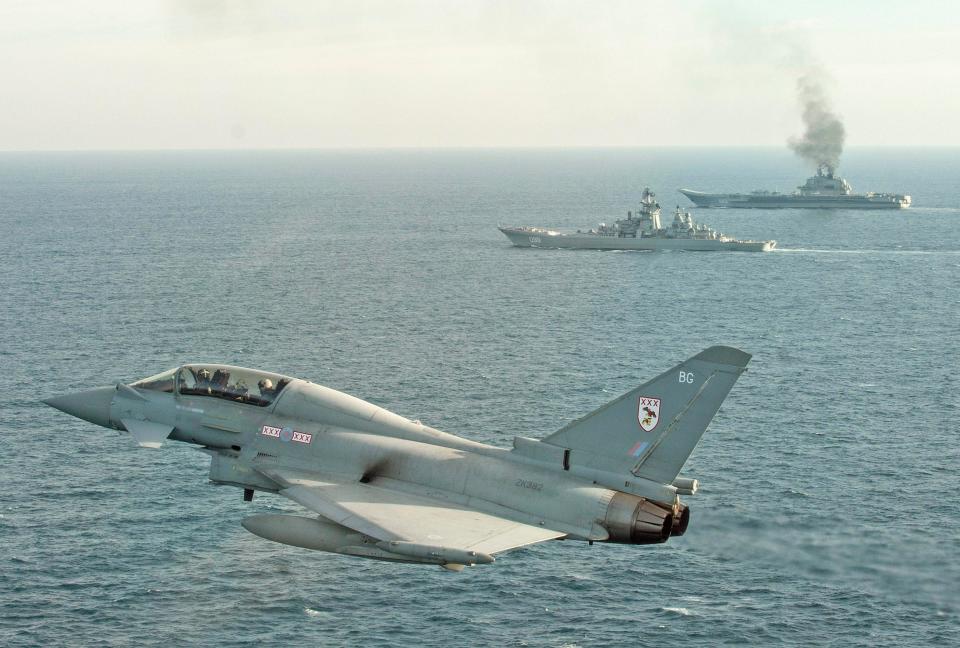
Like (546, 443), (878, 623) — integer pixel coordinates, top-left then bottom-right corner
(1, 144), (957, 154)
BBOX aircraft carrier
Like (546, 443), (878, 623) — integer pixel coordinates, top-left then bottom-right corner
(499, 188), (775, 252)
(679, 165), (910, 210)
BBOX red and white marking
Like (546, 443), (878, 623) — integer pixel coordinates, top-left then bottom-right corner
(637, 396), (661, 432)
(260, 425), (312, 444)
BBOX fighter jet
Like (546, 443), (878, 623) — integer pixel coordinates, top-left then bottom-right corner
(44, 346), (750, 571)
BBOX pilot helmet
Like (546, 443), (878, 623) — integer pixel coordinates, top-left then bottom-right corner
(197, 368), (211, 380)
(259, 378), (274, 390)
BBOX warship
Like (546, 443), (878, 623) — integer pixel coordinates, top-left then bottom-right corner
(499, 188), (775, 252)
(679, 164), (910, 210)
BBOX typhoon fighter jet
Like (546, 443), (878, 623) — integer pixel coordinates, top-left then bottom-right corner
(44, 346), (750, 571)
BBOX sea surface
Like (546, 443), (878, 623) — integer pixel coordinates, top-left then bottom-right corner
(1, 148), (958, 647)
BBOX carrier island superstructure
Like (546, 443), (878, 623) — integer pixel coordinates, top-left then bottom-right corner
(499, 188), (775, 252)
(679, 164), (910, 210)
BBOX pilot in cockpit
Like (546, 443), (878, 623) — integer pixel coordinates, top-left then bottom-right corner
(212, 369), (230, 389)
(196, 368), (212, 394)
(258, 378), (275, 401)
(230, 379), (249, 400)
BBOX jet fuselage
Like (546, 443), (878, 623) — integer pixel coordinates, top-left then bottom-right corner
(45, 347), (751, 568)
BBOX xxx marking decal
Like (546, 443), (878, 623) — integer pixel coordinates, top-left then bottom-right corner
(261, 425), (313, 444)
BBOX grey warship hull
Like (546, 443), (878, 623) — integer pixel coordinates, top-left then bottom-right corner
(499, 227), (775, 252)
(679, 189), (909, 210)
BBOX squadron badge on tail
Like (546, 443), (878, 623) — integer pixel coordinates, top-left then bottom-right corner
(638, 396), (661, 432)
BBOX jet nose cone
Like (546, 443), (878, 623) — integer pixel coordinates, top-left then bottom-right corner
(43, 386), (116, 428)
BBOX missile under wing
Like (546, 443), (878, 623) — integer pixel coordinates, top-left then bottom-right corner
(44, 346), (751, 571)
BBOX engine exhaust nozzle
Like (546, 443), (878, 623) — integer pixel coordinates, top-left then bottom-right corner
(603, 493), (673, 545)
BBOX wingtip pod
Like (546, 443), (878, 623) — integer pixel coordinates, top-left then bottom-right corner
(692, 346), (752, 368)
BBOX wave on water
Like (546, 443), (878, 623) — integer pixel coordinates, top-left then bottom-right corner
(774, 248), (960, 254)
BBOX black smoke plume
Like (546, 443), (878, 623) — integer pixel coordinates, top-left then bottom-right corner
(788, 73), (845, 171)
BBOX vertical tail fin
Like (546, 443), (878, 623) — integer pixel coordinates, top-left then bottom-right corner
(542, 346), (750, 484)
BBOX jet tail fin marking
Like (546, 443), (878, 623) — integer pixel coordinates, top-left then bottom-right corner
(541, 346), (750, 486)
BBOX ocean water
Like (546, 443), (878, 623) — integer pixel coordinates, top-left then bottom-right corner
(1, 148), (957, 647)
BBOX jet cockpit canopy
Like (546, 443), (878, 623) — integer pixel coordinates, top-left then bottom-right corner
(132, 365), (292, 407)
(131, 368), (177, 393)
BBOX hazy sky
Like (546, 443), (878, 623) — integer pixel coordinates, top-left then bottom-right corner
(1, 0), (956, 150)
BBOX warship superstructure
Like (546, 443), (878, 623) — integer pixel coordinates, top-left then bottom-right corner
(679, 164), (910, 210)
(499, 188), (775, 252)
